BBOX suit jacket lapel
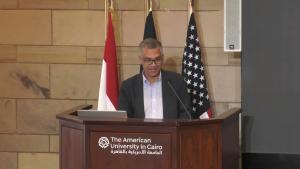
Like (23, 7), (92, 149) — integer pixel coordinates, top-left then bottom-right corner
(161, 70), (171, 118)
(135, 74), (145, 118)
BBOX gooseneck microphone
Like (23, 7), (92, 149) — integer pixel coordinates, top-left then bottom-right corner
(167, 81), (192, 120)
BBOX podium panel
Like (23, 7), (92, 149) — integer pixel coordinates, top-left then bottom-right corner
(180, 125), (219, 169)
(61, 127), (83, 169)
(90, 132), (172, 169)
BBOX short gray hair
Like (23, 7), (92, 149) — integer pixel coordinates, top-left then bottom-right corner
(139, 38), (164, 57)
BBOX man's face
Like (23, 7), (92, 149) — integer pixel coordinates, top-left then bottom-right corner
(140, 47), (163, 80)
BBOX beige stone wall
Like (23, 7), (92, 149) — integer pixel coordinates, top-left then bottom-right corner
(0, 0), (241, 169)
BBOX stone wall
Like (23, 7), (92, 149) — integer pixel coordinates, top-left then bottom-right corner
(0, 0), (241, 169)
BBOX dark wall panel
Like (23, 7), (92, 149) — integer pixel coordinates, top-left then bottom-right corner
(242, 0), (300, 154)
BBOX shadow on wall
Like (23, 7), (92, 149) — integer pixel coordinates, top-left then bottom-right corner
(163, 57), (178, 72)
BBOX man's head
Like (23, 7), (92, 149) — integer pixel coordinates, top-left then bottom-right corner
(139, 38), (163, 82)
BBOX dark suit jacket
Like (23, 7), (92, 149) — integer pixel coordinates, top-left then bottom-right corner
(118, 70), (192, 119)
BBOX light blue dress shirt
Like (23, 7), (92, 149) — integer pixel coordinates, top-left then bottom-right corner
(142, 72), (163, 119)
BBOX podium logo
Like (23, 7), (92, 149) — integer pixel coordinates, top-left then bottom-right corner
(98, 137), (110, 149)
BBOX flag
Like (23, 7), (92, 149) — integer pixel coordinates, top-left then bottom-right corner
(143, 11), (157, 39)
(140, 10), (157, 72)
(182, 13), (213, 119)
(98, 11), (119, 110)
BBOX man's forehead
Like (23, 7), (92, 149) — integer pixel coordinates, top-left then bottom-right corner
(142, 55), (161, 59)
(142, 49), (161, 57)
(143, 47), (160, 53)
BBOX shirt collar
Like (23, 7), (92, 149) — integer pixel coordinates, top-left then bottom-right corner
(142, 71), (162, 84)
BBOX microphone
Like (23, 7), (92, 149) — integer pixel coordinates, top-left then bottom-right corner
(167, 81), (192, 120)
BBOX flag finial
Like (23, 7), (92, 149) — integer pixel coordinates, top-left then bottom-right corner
(109, 0), (114, 10)
(145, 0), (153, 12)
(189, 0), (194, 15)
(105, 0), (114, 38)
(190, 0), (194, 8)
(149, 0), (152, 12)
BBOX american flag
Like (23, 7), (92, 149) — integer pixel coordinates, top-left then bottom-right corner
(182, 13), (213, 119)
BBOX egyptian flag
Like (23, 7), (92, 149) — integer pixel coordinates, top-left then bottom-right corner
(98, 11), (119, 110)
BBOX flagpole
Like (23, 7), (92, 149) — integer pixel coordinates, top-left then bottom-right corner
(149, 0), (152, 12)
(105, 0), (114, 39)
(188, 0), (194, 20)
(145, 0), (152, 19)
(98, 0), (119, 110)
(105, 0), (107, 38)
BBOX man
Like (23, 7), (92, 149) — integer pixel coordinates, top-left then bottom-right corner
(118, 38), (192, 119)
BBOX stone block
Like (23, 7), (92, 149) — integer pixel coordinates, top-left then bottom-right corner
(87, 44), (137, 65)
(119, 65), (139, 82)
(86, 47), (104, 64)
(163, 47), (184, 67)
(0, 134), (49, 152)
(53, 10), (105, 46)
(83, 11), (121, 47)
(202, 47), (229, 65)
(194, 0), (223, 11)
(228, 102), (241, 109)
(117, 47), (141, 65)
(0, 99), (16, 133)
(162, 65), (181, 74)
(0, 45), (16, 62)
(211, 102), (229, 117)
(17, 99), (85, 134)
(89, 0), (141, 10)
(50, 135), (59, 152)
(19, 153), (59, 169)
(0, 10), (51, 45)
(0, 0), (18, 8)
(206, 66), (241, 102)
(117, 47), (140, 65)
(159, 0), (187, 10)
(50, 64), (100, 99)
(88, 0), (104, 9)
(0, 152), (17, 169)
(211, 102), (241, 117)
(17, 46), (86, 64)
(0, 63), (50, 98)
(155, 11), (187, 47)
(19, 0), (88, 9)
(194, 11), (223, 47)
(115, 0), (144, 10)
(121, 11), (144, 46)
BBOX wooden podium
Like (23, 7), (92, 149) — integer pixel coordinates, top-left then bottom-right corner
(57, 105), (241, 169)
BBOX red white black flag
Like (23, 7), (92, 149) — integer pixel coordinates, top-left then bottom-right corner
(98, 12), (119, 110)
